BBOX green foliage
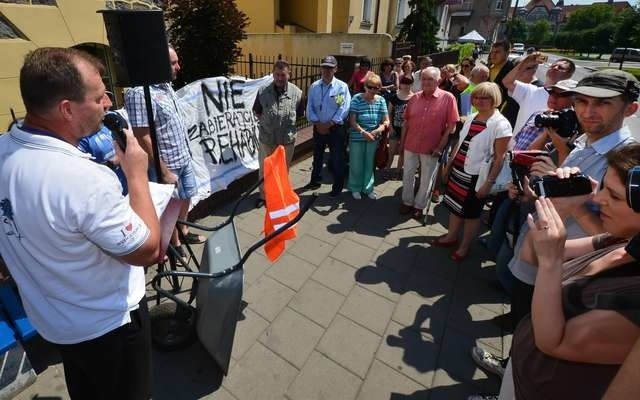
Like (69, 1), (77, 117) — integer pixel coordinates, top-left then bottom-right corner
(563, 4), (615, 32)
(397, 0), (439, 55)
(448, 43), (475, 62)
(527, 19), (551, 45)
(506, 18), (528, 44)
(164, 0), (249, 87)
(614, 7), (640, 48)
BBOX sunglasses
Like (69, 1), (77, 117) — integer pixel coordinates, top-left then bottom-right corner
(366, 85), (381, 90)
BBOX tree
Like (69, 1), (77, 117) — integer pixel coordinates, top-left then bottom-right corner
(506, 18), (528, 44)
(563, 4), (615, 32)
(164, 0), (249, 88)
(614, 6), (640, 48)
(527, 19), (551, 46)
(397, 0), (439, 55)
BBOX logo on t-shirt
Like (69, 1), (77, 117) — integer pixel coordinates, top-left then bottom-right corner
(1, 199), (21, 239)
(120, 222), (133, 237)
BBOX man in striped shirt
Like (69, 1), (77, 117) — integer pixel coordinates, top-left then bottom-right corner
(125, 46), (205, 246)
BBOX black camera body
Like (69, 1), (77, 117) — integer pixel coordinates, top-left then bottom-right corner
(534, 108), (578, 138)
(529, 173), (592, 198)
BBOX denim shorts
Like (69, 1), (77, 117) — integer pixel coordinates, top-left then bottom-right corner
(149, 162), (197, 200)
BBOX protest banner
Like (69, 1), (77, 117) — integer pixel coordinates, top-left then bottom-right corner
(176, 75), (273, 207)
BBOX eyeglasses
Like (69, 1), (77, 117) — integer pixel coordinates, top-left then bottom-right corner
(366, 85), (381, 90)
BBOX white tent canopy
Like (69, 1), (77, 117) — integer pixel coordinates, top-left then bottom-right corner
(457, 30), (486, 44)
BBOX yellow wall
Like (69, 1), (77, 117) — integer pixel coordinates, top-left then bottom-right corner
(332, 0), (350, 33)
(280, 0), (318, 32)
(235, 0), (276, 33)
(237, 33), (393, 60)
(0, 0), (109, 128)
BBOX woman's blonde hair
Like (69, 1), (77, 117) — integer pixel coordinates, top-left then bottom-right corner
(471, 82), (502, 108)
(364, 73), (382, 88)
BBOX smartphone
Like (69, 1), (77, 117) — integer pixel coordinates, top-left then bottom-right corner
(537, 53), (549, 64)
(512, 150), (549, 168)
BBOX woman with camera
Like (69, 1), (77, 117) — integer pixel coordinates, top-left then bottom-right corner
(502, 144), (640, 399)
(435, 82), (512, 262)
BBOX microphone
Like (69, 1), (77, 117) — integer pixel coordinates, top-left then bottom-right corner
(103, 111), (128, 151)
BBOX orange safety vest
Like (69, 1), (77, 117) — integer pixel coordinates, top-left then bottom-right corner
(263, 145), (299, 261)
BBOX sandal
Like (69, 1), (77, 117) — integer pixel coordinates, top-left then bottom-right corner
(450, 250), (467, 263)
(183, 232), (206, 244)
(430, 235), (458, 247)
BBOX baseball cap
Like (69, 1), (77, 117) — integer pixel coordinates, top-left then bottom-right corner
(546, 79), (578, 92)
(320, 56), (337, 67)
(570, 69), (639, 100)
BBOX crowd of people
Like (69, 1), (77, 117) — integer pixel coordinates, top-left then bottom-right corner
(2, 39), (640, 399)
(257, 42), (640, 400)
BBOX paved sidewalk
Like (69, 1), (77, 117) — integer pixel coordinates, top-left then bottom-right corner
(17, 155), (510, 400)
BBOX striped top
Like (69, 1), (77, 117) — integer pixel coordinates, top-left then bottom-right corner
(124, 83), (191, 170)
(348, 94), (388, 141)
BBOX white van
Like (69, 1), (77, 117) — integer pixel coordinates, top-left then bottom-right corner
(513, 43), (525, 55)
(610, 48), (640, 63)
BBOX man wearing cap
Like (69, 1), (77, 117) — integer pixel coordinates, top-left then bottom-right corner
(305, 55), (351, 196)
(253, 59), (304, 208)
(502, 53), (575, 135)
(470, 70), (640, 388)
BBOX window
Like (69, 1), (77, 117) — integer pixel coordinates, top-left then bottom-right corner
(0, 14), (26, 39)
(396, 0), (411, 25)
(105, 0), (161, 10)
(0, 0), (57, 4)
(495, 0), (503, 10)
(362, 0), (372, 23)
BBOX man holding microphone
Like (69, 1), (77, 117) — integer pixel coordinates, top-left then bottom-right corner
(0, 47), (159, 399)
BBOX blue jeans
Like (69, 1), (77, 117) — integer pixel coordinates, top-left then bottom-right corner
(149, 162), (197, 200)
(310, 125), (346, 192)
(488, 199), (526, 295)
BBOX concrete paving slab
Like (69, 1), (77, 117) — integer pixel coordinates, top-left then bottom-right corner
(376, 320), (438, 388)
(311, 257), (357, 296)
(258, 307), (324, 368)
(286, 351), (362, 400)
(356, 360), (427, 400)
(287, 233), (334, 266)
(330, 238), (378, 269)
(230, 307), (269, 361)
(243, 275), (296, 322)
(289, 279), (345, 328)
(223, 343), (298, 400)
(316, 315), (381, 379)
(339, 285), (395, 335)
(264, 253), (316, 291)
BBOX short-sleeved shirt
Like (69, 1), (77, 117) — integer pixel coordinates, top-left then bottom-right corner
(0, 125), (149, 344)
(402, 88), (459, 154)
(509, 128), (637, 285)
(306, 77), (351, 125)
(125, 83), (191, 170)
(348, 94), (388, 141)
(510, 81), (549, 136)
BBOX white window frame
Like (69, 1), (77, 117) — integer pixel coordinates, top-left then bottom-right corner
(495, 0), (504, 10)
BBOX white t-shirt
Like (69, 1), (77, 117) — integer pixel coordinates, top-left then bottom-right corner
(412, 70), (422, 92)
(0, 126), (149, 344)
(510, 80), (549, 136)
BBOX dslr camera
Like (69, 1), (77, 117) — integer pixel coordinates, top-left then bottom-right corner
(529, 173), (592, 198)
(534, 108), (578, 138)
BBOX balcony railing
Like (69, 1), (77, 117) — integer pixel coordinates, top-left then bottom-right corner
(448, 1), (474, 12)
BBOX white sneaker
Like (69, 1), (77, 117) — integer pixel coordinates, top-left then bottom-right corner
(366, 192), (377, 200)
(352, 192), (362, 200)
(470, 346), (505, 378)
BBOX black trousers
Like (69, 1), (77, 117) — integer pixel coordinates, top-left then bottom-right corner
(55, 299), (151, 400)
(511, 278), (535, 325)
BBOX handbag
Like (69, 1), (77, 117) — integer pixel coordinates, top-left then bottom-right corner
(374, 126), (390, 169)
(475, 152), (511, 193)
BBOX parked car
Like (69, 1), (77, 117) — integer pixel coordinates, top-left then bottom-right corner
(610, 48), (640, 63)
(513, 43), (525, 55)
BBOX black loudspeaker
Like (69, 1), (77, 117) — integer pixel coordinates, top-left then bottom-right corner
(627, 166), (640, 213)
(98, 9), (171, 86)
